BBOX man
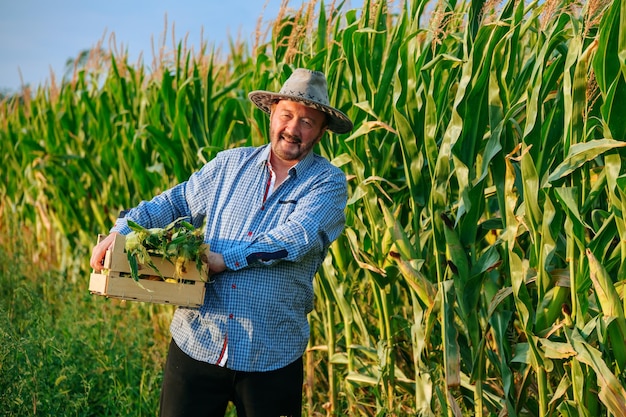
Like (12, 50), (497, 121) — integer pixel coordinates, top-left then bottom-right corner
(90, 68), (353, 417)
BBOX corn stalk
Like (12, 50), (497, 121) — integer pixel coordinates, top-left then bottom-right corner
(2, 0), (626, 415)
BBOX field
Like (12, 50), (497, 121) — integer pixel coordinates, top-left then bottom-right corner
(2, 0), (626, 415)
(0, 239), (171, 415)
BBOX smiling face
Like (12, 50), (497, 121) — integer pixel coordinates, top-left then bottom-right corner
(268, 100), (328, 167)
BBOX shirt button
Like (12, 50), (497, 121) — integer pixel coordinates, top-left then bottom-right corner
(229, 314), (234, 319)
(235, 262), (240, 267)
(247, 231), (253, 236)
(231, 284), (236, 289)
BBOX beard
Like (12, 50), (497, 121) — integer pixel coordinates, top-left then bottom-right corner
(269, 126), (318, 162)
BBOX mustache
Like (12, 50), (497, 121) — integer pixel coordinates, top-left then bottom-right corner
(280, 132), (302, 143)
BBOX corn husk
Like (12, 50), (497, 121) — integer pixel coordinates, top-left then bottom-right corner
(125, 217), (207, 282)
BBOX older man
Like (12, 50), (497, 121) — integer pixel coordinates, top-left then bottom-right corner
(90, 68), (353, 417)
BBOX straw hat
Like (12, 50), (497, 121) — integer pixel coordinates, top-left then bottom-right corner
(248, 68), (353, 134)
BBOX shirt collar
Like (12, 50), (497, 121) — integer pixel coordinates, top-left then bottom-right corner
(256, 144), (317, 177)
(258, 144), (271, 166)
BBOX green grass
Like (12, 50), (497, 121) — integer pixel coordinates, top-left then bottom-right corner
(0, 243), (171, 416)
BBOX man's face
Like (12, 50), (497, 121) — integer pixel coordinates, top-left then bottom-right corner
(269, 100), (327, 165)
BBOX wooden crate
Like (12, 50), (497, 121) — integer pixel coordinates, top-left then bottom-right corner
(89, 233), (207, 307)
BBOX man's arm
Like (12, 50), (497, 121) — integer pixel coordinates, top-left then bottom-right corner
(221, 167), (347, 271)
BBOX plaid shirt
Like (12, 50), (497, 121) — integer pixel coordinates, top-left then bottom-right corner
(111, 144), (347, 372)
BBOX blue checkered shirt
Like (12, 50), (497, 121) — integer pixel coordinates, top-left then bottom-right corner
(111, 144), (347, 372)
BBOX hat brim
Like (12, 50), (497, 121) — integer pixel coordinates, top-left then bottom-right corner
(248, 91), (353, 134)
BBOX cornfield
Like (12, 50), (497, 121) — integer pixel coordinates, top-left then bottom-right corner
(1, 0), (626, 415)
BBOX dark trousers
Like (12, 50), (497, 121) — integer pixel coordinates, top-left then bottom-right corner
(159, 339), (303, 417)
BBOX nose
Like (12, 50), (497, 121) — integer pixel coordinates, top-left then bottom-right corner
(284, 118), (299, 136)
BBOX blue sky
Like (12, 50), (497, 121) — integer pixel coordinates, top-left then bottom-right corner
(0, 0), (363, 92)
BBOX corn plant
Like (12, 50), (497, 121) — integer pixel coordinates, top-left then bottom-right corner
(1, 0), (626, 416)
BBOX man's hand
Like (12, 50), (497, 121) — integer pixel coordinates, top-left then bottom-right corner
(90, 232), (120, 272)
(201, 247), (226, 274)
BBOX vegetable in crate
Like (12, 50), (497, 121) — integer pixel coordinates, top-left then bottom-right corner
(125, 218), (208, 282)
